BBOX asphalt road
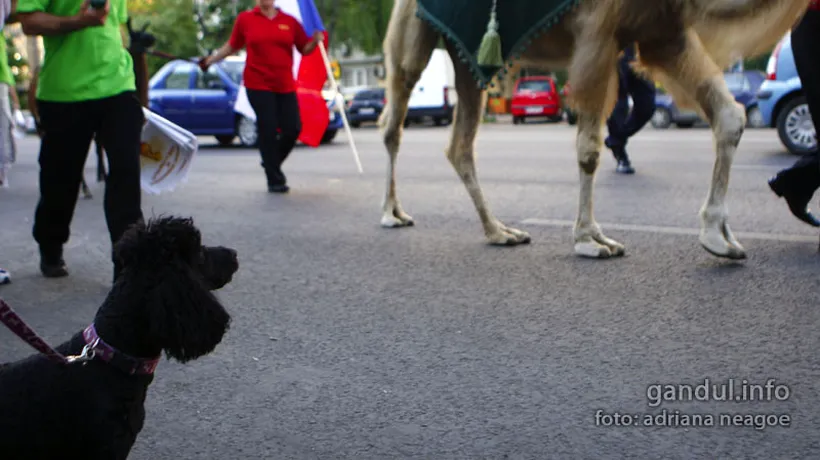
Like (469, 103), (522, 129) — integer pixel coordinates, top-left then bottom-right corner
(2, 119), (819, 460)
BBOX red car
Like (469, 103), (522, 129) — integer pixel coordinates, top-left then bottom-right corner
(510, 76), (562, 124)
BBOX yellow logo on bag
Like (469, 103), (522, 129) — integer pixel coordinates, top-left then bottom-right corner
(140, 142), (162, 162)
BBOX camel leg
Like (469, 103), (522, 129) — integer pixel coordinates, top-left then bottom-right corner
(444, 48), (530, 245)
(568, 35), (625, 258)
(642, 31), (746, 259)
(378, 0), (438, 228)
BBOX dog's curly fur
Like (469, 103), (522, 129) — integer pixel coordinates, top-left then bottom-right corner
(0, 216), (239, 460)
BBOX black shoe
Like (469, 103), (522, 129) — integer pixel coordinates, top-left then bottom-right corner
(39, 245), (68, 278)
(616, 160), (636, 174)
(768, 176), (820, 227)
(268, 184), (290, 194)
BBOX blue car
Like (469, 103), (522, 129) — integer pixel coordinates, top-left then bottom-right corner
(650, 71), (766, 129)
(147, 57), (343, 147)
(756, 32), (816, 155)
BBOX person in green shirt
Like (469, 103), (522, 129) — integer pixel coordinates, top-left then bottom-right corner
(0, 33), (18, 189)
(16, 0), (145, 281)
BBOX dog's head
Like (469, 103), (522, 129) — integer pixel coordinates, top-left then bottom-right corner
(111, 216), (239, 363)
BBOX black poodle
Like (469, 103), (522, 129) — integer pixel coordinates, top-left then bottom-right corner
(0, 216), (239, 460)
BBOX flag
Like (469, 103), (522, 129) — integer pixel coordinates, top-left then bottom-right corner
(234, 0), (331, 148)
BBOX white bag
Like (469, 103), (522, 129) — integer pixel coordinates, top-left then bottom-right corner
(139, 108), (198, 195)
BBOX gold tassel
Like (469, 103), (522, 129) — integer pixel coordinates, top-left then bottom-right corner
(476, 0), (503, 67)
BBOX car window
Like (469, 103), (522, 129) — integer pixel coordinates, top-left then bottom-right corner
(164, 62), (196, 89)
(195, 66), (225, 90)
(724, 73), (750, 92)
(218, 61), (244, 86)
(354, 89), (384, 100)
(517, 80), (552, 92)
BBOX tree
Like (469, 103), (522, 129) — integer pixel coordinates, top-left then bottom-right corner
(127, 0), (201, 76)
(5, 34), (27, 87)
(316, 0), (393, 55)
(194, 0), (255, 52)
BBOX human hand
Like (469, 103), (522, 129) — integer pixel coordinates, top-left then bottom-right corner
(75, 0), (109, 27)
(312, 30), (324, 44)
(198, 56), (212, 72)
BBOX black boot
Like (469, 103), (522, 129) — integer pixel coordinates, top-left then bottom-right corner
(39, 244), (68, 278)
(768, 154), (820, 227)
(605, 137), (636, 174)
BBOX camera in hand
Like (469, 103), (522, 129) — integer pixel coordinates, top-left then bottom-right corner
(90, 0), (107, 9)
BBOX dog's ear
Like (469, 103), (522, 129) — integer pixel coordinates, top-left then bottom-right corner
(146, 261), (232, 363)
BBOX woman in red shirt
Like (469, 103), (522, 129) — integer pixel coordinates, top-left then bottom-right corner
(768, 1), (820, 225)
(202, 0), (323, 193)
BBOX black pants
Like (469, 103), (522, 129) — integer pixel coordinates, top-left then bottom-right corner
(786, 9), (820, 171)
(32, 91), (144, 251)
(606, 52), (657, 156)
(246, 89), (301, 187)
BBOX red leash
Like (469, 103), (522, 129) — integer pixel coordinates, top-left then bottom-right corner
(0, 298), (73, 364)
(0, 298), (160, 374)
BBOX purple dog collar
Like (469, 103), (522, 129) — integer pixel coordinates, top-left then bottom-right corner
(82, 324), (160, 375)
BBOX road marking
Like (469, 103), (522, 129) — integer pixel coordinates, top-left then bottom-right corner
(520, 218), (819, 243)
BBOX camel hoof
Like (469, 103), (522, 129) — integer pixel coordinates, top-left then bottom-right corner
(381, 213), (414, 228)
(487, 224), (531, 246)
(574, 241), (613, 258)
(699, 231), (747, 260)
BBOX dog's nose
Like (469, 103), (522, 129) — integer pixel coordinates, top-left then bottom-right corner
(229, 249), (238, 264)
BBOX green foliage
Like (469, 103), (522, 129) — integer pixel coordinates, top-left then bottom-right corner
(315, 0), (393, 55)
(5, 35), (27, 87)
(195, 0), (256, 52)
(127, 0), (201, 77)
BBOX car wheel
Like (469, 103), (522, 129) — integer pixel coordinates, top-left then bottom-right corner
(746, 105), (765, 129)
(512, 116), (521, 125)
(351, 121), (361, 128)
(651, 108), (672, 129)
(776, 95), (817, 155)
(215, 135), (235, 146)
(676, 121), (695, 129)
(321, 129), (338, 144)
(236, 116), (258, 148)
(565, 111), (577, 126)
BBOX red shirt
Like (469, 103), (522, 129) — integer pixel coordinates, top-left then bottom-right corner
(229, 7), (312, 93)
(811, 0), (820, 10)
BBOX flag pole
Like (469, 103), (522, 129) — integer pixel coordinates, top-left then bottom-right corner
(316, 39), (363, 174)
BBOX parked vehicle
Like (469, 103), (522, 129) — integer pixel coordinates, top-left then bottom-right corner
(511, 76), (562, 124)
(405, 48), (456, 126)
(756, 32), (816, 155)
(346, 87), (385, 127)
(147, 56), (343, 147)
(651, 71), (766, 129)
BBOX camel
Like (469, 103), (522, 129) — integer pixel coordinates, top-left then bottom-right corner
(379, 0), (811, 259)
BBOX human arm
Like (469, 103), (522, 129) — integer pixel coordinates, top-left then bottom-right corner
(17, 0), (108, 36)
(202, 41), (239, 68)
(200, 14), (243, 69)
(6, 0), (20, 24)
(8, 84), (20, 111)
(295, 22), (324, 56)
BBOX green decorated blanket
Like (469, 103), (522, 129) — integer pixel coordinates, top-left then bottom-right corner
(415, 0), (581, 88)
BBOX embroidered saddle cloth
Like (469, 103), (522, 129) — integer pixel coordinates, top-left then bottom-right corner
(415, 0), (581, 88)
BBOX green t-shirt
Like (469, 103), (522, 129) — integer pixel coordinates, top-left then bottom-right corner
(15, 0), (135, 102)
(0, 37), (14, 86)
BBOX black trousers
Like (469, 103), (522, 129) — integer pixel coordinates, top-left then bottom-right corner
(246, 89), (302, 187)
(786, 8), (820, 171)
(606, 50), (657, 154)
(32, 91), (144, 251)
